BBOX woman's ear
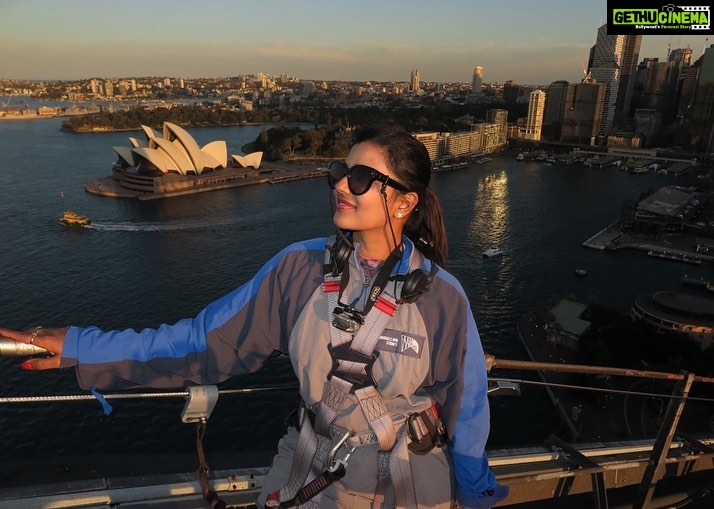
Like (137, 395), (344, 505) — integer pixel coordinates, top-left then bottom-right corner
(395, 191), (419, 218)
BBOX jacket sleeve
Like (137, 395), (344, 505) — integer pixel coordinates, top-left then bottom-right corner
(60, 239), (324, 390)
(419, 268), (509, 507)
(450, 305), (509, 508)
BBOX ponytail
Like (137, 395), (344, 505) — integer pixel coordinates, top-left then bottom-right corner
(406, 188), (448, 268)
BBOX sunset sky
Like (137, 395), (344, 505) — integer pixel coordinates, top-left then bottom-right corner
(1, 0), (710, 84)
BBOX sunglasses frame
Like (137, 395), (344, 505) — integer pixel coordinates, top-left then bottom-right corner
(328, 161), (409, 196)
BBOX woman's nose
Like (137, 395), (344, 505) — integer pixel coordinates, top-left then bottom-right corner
(334, 174), (351, 194)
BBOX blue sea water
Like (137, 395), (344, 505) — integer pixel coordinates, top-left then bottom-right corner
(0, 117), (702, 470)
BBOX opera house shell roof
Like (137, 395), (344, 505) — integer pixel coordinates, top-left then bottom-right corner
(112, 122), (261, 175)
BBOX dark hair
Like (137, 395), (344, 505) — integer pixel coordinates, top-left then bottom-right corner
(353, 126), (448, 267)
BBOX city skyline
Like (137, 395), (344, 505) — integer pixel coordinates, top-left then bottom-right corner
(1, 0), (710, 85)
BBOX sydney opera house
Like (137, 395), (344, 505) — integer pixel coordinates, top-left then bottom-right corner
(85, 122), (270, 200)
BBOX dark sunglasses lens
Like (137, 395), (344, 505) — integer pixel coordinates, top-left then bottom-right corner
(328, 162), (348, 188)
(328, 162), (374, 195)
(347, 165), (374, 195)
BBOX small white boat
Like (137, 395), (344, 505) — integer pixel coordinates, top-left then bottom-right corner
(574, 268), (588, 277)
(483, 246), (504, 258)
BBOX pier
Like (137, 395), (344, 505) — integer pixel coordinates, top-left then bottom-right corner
(583, 220), (714, 264)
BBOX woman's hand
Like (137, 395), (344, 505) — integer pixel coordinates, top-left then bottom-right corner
(0, 326), (67, 370)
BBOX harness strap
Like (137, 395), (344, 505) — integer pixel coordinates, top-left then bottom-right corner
(389, 428), (418, 508)
(276, 412), (323, 504)
(355, 385), (397, 452)
(373, 452), (391, 509)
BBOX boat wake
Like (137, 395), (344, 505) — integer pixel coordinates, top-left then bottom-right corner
(84, 218), (246, 232)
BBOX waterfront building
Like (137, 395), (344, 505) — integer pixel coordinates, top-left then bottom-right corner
(443, 130), (484, 158)
(487, 108), (508, 147)
(547, 299), (591, 345)
(480, 122), (504, 153)
(412, 123), (503, 164)
(542, 80), (569, 141)
(560, 78), (605, 145)
(114, 122), (228, 176)
(631, 292), (714, 350)
(620, 185), (702, 233)
(413, 132), (441, 161)
(632, 108), (661, 147)
(523, 90), (546, 141)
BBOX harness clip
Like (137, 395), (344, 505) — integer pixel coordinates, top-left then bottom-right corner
(327, 431), (355, 478)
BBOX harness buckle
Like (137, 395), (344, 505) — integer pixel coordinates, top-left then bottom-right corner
(327, 342), (379, 393)
(407, 405), (448, 455)
(332, 306), (364, 333)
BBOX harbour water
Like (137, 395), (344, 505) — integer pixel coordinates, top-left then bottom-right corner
(0, 118), (706, 473)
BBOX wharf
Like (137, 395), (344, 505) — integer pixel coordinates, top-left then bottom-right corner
(583, 220), (714, 264)
(582, 220), (622, 250)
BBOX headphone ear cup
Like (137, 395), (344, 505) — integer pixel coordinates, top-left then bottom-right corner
(330, 236), (354, 275)
(399, 263), (438, 303)
(400, 270), (428, 304)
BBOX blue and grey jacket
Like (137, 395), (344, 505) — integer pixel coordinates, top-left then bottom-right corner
(61, 236), (507, 508)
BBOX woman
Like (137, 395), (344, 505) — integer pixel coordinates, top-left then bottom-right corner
(1, 127), (508, 508)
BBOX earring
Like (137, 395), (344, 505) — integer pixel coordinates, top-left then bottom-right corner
(395, 212), (404, 218)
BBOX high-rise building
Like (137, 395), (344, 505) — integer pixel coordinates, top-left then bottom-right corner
(543, 80), (569, 140)
(587, 25), (641, 143)
(502, 80), (521, 103)
(524, 90), (546, 141)
(561, 78), (605, 145)
(487, 109), (508, 146)
(472, 66), (483, 94)
(640, 60), (681, 125)
(410, 69), (421, 92)
(669, 47), (693, 66)
(688, 44), (714, 153)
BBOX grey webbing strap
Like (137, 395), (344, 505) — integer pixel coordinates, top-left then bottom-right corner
(355, 385), (397, 452)
(373, 453), (391, 509)
(324, 287), (398, 451)
(389, 427), (418, 509)
(278, 413), (329, 503)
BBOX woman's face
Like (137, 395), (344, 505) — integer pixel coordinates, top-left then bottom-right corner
(332, 141), (410, 250)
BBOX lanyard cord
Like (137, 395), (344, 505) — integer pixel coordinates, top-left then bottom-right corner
(336, 244), (403, 317)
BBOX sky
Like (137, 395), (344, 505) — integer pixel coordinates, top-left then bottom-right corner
(0, 0), (711, 85)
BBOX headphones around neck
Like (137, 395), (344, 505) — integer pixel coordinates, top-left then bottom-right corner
(327, 231), (437, 304)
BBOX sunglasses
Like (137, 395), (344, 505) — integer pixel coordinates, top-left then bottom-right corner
(328, 161), (409, 196)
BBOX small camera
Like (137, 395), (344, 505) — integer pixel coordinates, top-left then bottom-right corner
(332, 306), (364, 333)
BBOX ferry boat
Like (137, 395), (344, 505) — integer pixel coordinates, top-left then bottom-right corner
(59, 210), (90, 226)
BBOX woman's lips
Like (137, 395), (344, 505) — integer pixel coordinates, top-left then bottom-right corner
(336, 198), (355, 210)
